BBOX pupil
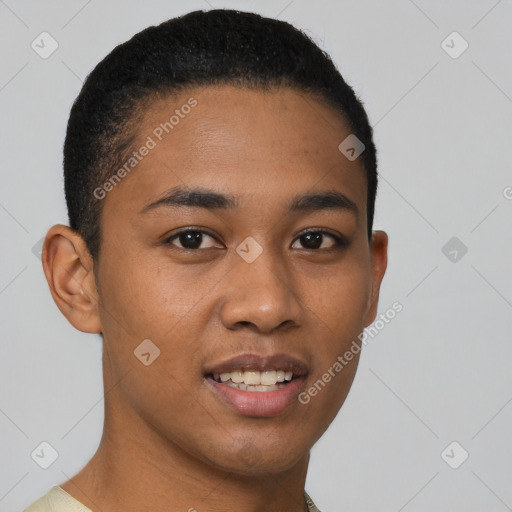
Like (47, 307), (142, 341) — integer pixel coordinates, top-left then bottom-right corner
(302, 232), (322, 249)
(180, 231), (202, 249)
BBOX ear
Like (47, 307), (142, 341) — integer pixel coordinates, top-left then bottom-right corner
(41, 224), (102, 334)
(363, 230), (388, 326)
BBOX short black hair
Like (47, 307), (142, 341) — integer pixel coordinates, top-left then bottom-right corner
(64, 9), (378, 262)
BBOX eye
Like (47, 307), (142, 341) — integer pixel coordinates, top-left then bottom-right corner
(164, 228), (221, 250)
(291, 230), (347, 250)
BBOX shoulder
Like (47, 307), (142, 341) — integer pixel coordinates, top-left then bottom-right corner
(23, 486), (92, 512)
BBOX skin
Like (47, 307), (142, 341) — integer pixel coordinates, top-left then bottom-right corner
(42, 85), (388, 512)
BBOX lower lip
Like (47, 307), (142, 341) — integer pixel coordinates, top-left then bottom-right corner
(205, 377), (305, 417)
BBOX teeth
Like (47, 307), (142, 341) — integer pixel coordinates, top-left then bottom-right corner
(212, 369), (295, 386)
(231, 371), (244, 384)
(261, 370), (277, 386)
(244, 371), (261, 385)
(226, 382), (283, 392)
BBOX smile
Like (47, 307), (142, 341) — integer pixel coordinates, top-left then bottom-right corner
(205, 353), (308, 416)
(212, 369), (294, 391)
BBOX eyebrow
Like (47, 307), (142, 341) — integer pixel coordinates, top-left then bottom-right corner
(139, 186), (359, 218)
(139, 187), (238, 213)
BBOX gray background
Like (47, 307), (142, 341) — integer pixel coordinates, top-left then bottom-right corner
(1, 1), (511, 511)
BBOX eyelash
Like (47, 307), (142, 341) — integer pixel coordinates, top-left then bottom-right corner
(163, 227), (349, 252)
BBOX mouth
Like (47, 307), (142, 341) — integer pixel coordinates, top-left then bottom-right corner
(210, 369), (295, 392)
(204, 353), (308, 417)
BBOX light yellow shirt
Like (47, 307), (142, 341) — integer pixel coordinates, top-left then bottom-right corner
(24, 485), (322, 511)
(23, 486), (92, 512)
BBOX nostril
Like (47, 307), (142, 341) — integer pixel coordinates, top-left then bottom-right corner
(235, 321), (252, 328)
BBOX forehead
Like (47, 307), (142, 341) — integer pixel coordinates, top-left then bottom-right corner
(142, 86), (350, 163)
(102, 85), (367, 221)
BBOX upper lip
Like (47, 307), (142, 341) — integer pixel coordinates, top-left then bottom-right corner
(204, 352), (309, 377)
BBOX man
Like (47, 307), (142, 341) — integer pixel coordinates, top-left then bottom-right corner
(25, 9), (387, 512)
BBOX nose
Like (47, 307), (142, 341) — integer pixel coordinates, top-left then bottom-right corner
(219, 249), (303, 334)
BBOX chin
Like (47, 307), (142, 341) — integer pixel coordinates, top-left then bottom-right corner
(199, 435), (310, 476)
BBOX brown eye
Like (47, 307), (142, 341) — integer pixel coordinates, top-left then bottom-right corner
(165, 229), (220, 250)
(291, 230), (347, 250)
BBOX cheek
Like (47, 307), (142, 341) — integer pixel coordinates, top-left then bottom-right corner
(96, 246), (219, 383)
(95, 250), (207, 421)
(298, 260), (370, 413)
(97, 247), (196, 335)
(306, 260), (372, 340)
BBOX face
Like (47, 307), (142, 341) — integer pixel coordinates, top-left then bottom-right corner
(88, 85), (387, 475)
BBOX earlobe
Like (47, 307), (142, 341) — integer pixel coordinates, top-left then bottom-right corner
(41, 224), (102, 334)
(363, 230), (389, 327)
